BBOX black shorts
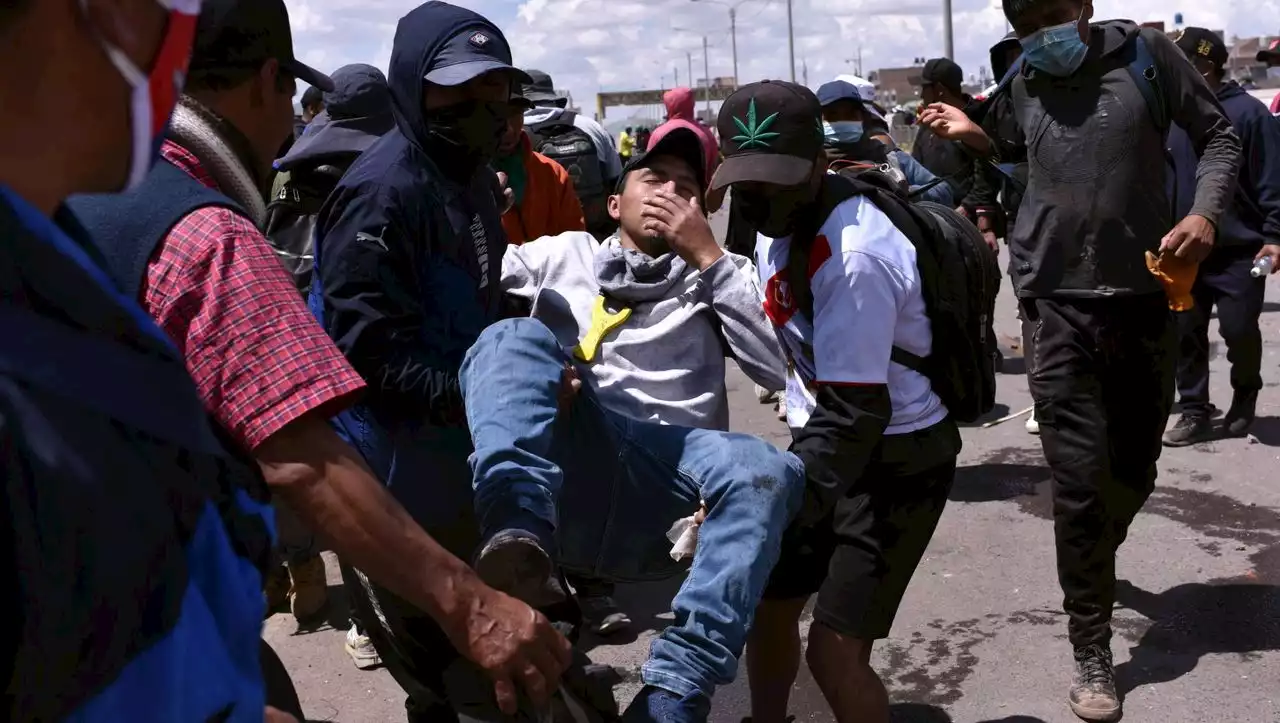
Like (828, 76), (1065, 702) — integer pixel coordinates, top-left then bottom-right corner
(763, 419), (961, 640)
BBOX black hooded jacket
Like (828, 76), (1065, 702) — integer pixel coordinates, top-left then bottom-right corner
(1005, 20), (1240, 298)
(309, 3), (513, 523)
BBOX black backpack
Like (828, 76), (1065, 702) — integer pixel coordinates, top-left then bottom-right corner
(525, 113), (611, 238)
(787, 172), (1000, 423)
(263, 163), (348, 295)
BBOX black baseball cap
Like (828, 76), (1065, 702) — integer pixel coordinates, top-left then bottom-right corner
(1175, 27), (1228, 68)
(522, 69), (566, 105)
(713, 80), (824, 189)
(324, 64), (392, 120)
(618, 121), (708, 193)
(189, 0), (333, 92)
(424, 23), (531, 87)
(1259, 38), (1280, 65)
(276, 64), (394, 172)
(920, 57), (963, 95)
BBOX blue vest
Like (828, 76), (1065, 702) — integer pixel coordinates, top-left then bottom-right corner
(67, 158), (245, 298)
(0, 166), (274, 722)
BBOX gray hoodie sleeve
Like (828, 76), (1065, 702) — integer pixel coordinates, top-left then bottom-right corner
(1147, 28), (1242, 225)
(700, 252), (788, 392)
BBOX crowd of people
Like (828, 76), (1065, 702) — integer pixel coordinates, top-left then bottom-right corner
(4, 0), (1280, 722)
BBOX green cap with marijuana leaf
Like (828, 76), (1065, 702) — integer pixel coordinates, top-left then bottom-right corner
(713, 79), (824, 190)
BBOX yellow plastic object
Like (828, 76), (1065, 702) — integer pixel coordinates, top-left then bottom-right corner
(571, 296), (633, 362)
(1144, 250), (1199, 312)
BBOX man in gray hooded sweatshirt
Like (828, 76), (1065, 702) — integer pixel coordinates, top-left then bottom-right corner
(461, 123), (803, 723)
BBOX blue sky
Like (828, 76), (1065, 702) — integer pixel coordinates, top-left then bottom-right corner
(287, 0), (1276, 124)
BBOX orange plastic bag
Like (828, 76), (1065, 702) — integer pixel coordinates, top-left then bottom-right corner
(1145, 250), (1199, 312)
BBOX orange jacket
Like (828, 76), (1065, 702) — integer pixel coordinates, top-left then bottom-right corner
(502, 135), (586, 245)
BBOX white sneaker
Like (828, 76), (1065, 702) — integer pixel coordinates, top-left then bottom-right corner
(344, 624), (382, 670)
(776, 395), (787, 421)
(1026, 413), (1040, 435)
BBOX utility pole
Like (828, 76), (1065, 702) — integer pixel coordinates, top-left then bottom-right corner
(703, 35), (712, 118)
(786, 0), (796, 82)
(687, 51), (694, 95)
(802, 57), (808, 87)
(675, 65), (680, 87)
(942, 0), (954, 59)
(729, 7), (739, 88)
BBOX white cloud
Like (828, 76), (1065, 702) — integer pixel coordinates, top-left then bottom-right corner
(286, 0), (1280, 124)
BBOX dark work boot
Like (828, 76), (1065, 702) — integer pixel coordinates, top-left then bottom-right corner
(474, 530), (565, 606)
(1223, 389), (1259, 438)
(1068, 644), (1121, 722)
(1162, 413), (1214, 447)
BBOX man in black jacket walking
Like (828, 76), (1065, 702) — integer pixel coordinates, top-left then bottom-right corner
(1163, 27), (1280, 446)
(920, 2), (1242, 720)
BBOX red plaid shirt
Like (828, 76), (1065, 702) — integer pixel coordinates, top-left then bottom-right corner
(141, 140), (365, 450)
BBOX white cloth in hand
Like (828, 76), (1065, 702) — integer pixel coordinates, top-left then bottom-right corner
(667, 515), (701, 561)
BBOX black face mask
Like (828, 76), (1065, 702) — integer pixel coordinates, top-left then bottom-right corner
(735, 186), (816, 238)
(425, 99), (508, 168)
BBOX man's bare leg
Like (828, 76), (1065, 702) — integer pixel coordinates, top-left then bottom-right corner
(806, 622), (889, 723)
(745, 597), (808, 723)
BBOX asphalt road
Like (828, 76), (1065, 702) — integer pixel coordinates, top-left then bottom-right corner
(267, 209), (1280, 722)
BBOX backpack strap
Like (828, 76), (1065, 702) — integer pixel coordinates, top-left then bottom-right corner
(786, 176), (860, 322)
(1126, 34), (1169, 132)
(992, 55), (1026, 101)
(66, 160), (247, 300)
(785, 175), (931, 373)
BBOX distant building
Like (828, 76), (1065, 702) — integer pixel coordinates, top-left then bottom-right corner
(1224, 34), (1277, 86)
(873, 66), (924, 106)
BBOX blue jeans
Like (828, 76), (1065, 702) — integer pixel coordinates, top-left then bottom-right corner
(460, 318), (804, 700)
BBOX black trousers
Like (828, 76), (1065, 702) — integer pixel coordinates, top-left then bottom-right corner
(1021, 294), (1175, 647)
(342, 527), (476, 722)
(343, 513), (583, 722)
(564, 571), (616, 599)
(1175, 246), (1266, 416)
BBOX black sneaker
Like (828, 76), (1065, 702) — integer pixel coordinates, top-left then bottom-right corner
(1223, 390), (1259, 438)
(1162, 413), (1214, 447)
(474, 531), (565, 606)
(579, 594), (632, 636)
(1069, 644), (1121, 722)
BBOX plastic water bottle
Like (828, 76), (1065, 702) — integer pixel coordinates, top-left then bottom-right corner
(1251, 256), (1274, 278)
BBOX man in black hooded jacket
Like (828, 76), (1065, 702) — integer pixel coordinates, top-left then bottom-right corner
(921, 2), (1242, 720)
(310, 3), (576, 720)
(1162, 27), (1280, 446)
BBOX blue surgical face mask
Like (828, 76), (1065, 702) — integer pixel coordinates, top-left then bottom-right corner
(1020, 9), (1088, 77)
(823, 120), (864, 144)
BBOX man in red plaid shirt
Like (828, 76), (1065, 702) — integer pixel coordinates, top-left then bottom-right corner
(70, 0), (571, 715)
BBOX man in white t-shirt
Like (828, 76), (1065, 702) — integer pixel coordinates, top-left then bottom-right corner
(711, 79), (962, 723)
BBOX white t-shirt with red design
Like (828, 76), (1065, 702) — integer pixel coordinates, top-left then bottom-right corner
(755, 195), (948, 434)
